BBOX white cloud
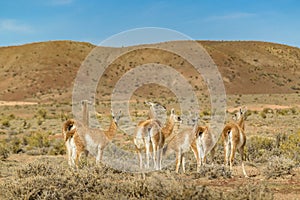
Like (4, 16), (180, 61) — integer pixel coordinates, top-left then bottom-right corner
(205, 12), (257, 22)
(0, 19), (34, 33)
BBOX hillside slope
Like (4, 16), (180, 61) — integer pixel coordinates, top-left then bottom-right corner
(0, 40), (299, 102)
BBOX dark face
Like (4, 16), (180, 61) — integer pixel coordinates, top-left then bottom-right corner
(196, 127), (206, 137)
(112, 110), (122, 126)
(67, 123), (74, 131)
(64, 119), (76, 132)
(197, 130), (203, 137)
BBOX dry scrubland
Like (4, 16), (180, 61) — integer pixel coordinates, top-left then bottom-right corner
(0, 41), (299, 199)
(0, 95), (299, 199)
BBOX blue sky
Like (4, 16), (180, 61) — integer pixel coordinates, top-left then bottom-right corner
(1, 0), (300, 47)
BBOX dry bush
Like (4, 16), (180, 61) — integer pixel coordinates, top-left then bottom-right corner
(0, 158), (223, 200)
(48, 139), (65, 155)
(6, 136), (23, 154)
(196, 165), (232, 179)
(0, 144), (9, 160)
(0, 131), (65, 157)
(279, 131), (300, 162)
(225, 182), (273, 200)
(23, 131), (50, 150)
(0, 157), (274, 200)
(246, 135), (278, 163)
(263, 156), (296, 179)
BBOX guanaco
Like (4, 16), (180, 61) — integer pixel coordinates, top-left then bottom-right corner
(62, 110), (122, 168)
(134, 108), (181, 170)
(163, 117), (205, 173)
(222, 107), (248, 177)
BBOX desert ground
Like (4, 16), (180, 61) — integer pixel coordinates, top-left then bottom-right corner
(0, 41), (299, 199)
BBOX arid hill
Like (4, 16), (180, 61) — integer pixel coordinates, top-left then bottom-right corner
(0, 40), (299, 103)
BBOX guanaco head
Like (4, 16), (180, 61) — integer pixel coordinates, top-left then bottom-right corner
(81, 100), (92, 106)
(233, 106), (248, 121)
(195, 126), (208, 139)
(145, 101), (166, 119)
(111, 110), (122, 126)
(170, 108), (182, 123)
(62, 119), (76, 141)
(145, 101), (166, 110)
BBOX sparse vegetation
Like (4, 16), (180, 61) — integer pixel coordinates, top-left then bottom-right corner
(0, 40), (299, 198)
(0, 144), (9, 160)
(0, 158), (276, 200)
(279, 131), (300, 162)
(263, 156), (296, 179)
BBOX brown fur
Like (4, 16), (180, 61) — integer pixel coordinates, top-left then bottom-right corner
(81, 100), (90, 127)
(163, 123), (201, 173)
(236, 107), (247, 131)
(221, 120), (248, 177)
(63, 111), (121, 168)
(191, 126), (216, 172)
(62, 119), (76, 141)
(134, 108), (181, 170)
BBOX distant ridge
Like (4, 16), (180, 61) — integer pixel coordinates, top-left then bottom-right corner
(0, 40), (299, 102)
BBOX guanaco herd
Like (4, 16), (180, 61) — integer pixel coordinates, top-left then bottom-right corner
(62, 100), (248, 177)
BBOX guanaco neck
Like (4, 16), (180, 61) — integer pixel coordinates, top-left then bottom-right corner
(161, 116), (175, 138)
(105, 120), (118, 140)
(237, 116), (245, 131)
(147, 106), (156, 120)
(82, 101), (89, 127)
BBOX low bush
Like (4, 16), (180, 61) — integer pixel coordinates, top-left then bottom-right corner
(263, 156), (295, 179)
(48, 139), (65, 155)
(279, 131), (300, 162)
(246, 135), (276, 163)
(1, 118), (10, 127)
(0, 144), (9, 160)
(0, 158), (274, 200)
(23, 131), (50, 151)
(197, 165), (232, 179)
(225, 182), (273, 200)
(259, 111), (267, 119)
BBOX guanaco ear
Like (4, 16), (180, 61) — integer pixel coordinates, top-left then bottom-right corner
(171, 108), (175, 115)
(145, 101), (150, 106)
(195, 128), (202, 138)
(160, 104), (167, 111)
(111, 109), (115, 118)
(242, 106), (248, 114)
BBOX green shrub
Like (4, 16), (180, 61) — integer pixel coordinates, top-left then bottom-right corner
(23, 131), (50, 150)
(276, 109), (289, 116)
(279, 131), (300, 162)
(0, 144), (9, 160)
(37, 108), (47, 119)
(1, 118), (10, 127)
(48, 139), (65, 155)
(262, 108), (273, 114)
(201, 110), (211, 116)
(7, 137), (23, 154)
(259, 111), (267, 119)
(8, 114), (15, 120)
(37, 117), (44, 126)
(246, 136), (276, 163)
